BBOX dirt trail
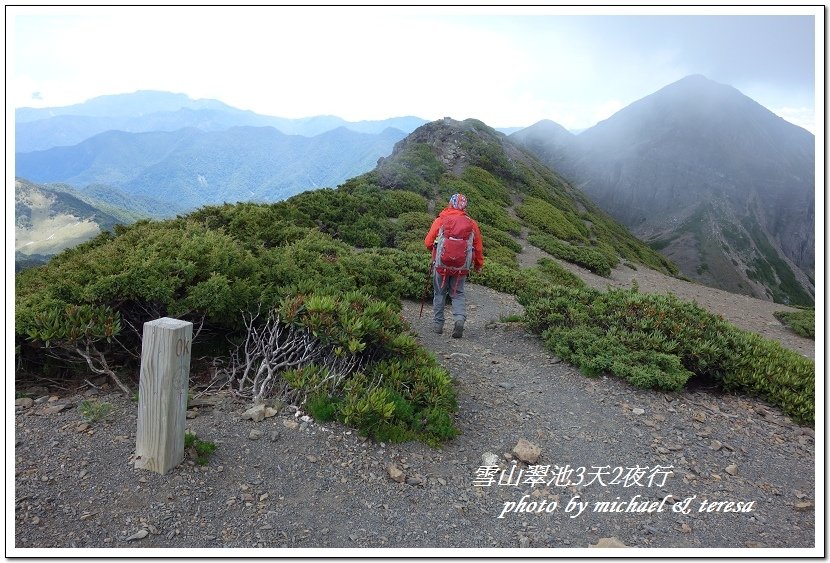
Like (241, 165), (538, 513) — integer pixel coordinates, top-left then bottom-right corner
(14, 282), (816, 552)
(514, 236), (814, 359)
(13, 238), (817, 553)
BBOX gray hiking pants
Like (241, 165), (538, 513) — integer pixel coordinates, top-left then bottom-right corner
(433, 271), (466, 325)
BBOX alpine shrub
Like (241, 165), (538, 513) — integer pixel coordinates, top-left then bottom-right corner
(525, 286), (815, 423)
(517, 197), (587, 242)
(774, 309), (815, 339)
(528, 233), (613, 276)
(270, 291), (458, 445)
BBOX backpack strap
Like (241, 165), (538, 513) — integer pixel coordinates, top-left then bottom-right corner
(450, 274), (461, 298)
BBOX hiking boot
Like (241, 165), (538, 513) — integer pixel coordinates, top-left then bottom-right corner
(432, 323), (443, 335)
(452, 320), (464, 339)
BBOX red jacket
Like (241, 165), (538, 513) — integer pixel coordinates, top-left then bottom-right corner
(424, 207), (484, 271)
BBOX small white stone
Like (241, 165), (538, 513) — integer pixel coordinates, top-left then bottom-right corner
(126, 529), (149, 541)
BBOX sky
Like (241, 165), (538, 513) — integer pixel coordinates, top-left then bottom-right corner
(8, 5), (821, 133)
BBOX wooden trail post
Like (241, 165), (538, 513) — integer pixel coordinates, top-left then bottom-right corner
(134, 317), (193, 475)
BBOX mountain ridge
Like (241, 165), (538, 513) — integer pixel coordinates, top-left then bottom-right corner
(14, 178), (156, 267)
(511, 74), (814, 306)
(15, 79), (815, 308)
(16, 125), (410, 211)
(14, 90), (545, 152)
(15, 90), (430, 151)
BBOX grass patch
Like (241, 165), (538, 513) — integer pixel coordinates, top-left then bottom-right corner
(78, 399), (114, 422)
(184, 431), (218, 465)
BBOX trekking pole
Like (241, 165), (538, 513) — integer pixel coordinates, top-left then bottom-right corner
(419, 261), (434, 319)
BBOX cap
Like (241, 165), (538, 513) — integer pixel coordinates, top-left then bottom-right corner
(449, 193), (468, 210)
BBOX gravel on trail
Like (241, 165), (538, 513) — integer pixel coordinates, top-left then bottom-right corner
(515, 236), (815, 359)
(14, 233), (818, 555)
(13, 277), (817, 554)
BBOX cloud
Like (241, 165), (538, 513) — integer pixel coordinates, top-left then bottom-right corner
(11, 8), (818, 131)
(771, 106), (815, 133)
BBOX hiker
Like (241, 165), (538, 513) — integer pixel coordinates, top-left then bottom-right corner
(424, 193), (484, 338)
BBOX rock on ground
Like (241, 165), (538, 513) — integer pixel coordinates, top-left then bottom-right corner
(13, 283), (816, 552)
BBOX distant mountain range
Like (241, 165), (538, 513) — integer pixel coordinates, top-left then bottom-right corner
(14, 91), (448, 215)
(15, 90), (430, 152)
(511, 75), (814, 306)
(17, 125), (410, 212)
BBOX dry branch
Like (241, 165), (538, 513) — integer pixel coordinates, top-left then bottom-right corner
(222, 308), (366, 404)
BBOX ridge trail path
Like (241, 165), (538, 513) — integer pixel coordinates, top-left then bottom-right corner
(514, 232), (814, 359)
(400, 283), (815, 549)
(15, 287), (815, 551)
(14, 245), (816, 551)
